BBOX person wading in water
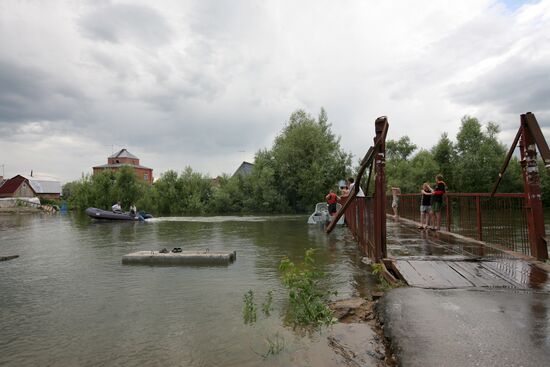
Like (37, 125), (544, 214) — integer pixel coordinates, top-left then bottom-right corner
(325, 189), (340, 217)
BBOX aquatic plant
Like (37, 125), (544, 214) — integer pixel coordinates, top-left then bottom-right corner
(242, 290), (257, 324)
(371, 263), (404, 291)
(279, 249), (336, 327)
(261, 290), (273, 316)
(261, 333), (285, 359)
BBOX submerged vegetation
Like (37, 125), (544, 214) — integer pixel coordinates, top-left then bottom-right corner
(279, 249), (336, 327)
(63, 111), (550, 215)
(243, 290), (257, 324)
(241, 249), (335, 329)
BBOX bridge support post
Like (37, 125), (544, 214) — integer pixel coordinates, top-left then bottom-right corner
(520, 113), (548, 260)
(374, 117), (387, 261)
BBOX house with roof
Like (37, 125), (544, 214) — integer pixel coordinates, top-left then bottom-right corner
(232, 161), (254, 177)
(0, 175), (61, 200)
(93, 148), (154, 184)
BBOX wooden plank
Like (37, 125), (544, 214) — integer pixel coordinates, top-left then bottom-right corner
(394, 260), (432, 288)
(431, 261), (472, 288)
(450, 261), (517, 288)
(446, 261), (497, 287)
(482, 261), (534, 289)
(406, 261), (455, 288)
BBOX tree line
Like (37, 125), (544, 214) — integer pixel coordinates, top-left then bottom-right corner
(63, 111), (550, 215)
(63, 109), (351, 215)
(385, 115), (550, 205)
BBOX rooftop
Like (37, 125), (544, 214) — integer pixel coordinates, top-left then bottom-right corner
(0, 175), (28, 195)
(109, 148), (139, 160)
(21, 175), (61, 194)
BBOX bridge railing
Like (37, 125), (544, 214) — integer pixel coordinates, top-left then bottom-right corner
(339, 196), (379, 259)
(391, 193), (530, 255)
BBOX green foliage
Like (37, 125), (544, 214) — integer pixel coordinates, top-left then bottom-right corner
(371, 263), (404, 291)
(431, 133), (455, 184)
(386, 136), (417, 160)
(262, 290), (274, 317)
(64, 167), (146, 211)
(114, 166), (145, 208)
(267, 108), (351, 212)
(64, 107), (351, 215)
(243, 290), (257, 324)
(39, 198), (61, 206)
(279, 249), (336, 328)
(386, 116), (529, 196)
(454, 117), (507, 192)
(538, 160), (550, 207)
(149, 167), (213, 215)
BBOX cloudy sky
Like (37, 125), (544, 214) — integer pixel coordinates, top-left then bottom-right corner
(1, 0), (549, 182)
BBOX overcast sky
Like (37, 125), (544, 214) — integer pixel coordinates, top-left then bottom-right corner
(1, 0), (549, 182)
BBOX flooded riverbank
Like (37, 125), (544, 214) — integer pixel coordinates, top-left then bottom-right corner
(0, 212), (379, 366)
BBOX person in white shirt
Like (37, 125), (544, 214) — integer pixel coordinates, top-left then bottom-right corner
(348, 177), (365, 197)
(112, 201), (122, 213)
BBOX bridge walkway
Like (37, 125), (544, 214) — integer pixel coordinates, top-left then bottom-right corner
(386, 218), (550, 292)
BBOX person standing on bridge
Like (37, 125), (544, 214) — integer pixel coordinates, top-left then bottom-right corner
(431, 175), (446, 231)
(391, 186), (401, 219)
(419, 182), (433, 229)
(348, 177), (365, 197)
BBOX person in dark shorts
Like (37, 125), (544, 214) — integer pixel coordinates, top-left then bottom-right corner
(325, 189), (340, 216)
(419, 182), (432, 229)
(431, 174), (446, 231)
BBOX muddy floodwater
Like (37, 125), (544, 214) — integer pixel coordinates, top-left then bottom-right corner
(0, 213), (377, 366)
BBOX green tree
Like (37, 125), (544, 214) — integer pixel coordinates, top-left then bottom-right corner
(409, 150), (439, 191)
(386, 136), (417, 161)
(268, 108), (351, 212)
(91, 170), (117, 210)
(114, 166), (144, 209)
(151, 170), (182, 215)
(454, 117), (507, 192)
(177, 167), (212, 214)
(431, 133), (455, 183)
(245, 149), (289, 213)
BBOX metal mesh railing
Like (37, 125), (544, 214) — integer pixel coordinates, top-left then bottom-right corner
(390, 193), (530, 255)
(341, 196), (378, 259)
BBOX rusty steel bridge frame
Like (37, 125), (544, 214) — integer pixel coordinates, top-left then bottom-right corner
(327, 113), (549, 262)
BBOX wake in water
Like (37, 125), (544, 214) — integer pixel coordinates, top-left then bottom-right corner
(147, 215), (303, 223)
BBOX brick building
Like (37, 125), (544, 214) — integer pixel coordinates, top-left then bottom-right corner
(93, 149), (154, 184)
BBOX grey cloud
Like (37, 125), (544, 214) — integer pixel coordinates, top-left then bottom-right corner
(450, 56), (550, 126)
(0, 60), (86, 125)
(79, 4), (172, 47)
(386, 10), (513, 99)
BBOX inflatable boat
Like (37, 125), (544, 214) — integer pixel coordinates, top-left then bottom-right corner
(85, 207), (152, 221)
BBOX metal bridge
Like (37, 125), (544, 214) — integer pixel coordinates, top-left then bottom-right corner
(327, 113), (550, 289)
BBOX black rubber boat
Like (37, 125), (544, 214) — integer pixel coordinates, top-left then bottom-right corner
(85, 207), (150, 221)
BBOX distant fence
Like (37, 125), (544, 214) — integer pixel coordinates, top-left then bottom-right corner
(392, 193), (530, 255)
(0, 197), (41, 209)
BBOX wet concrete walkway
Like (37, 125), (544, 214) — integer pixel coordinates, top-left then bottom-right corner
(381, 218), (550, 366)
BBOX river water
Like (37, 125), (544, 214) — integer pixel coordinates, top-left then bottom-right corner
(0, 213), (375, 366)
